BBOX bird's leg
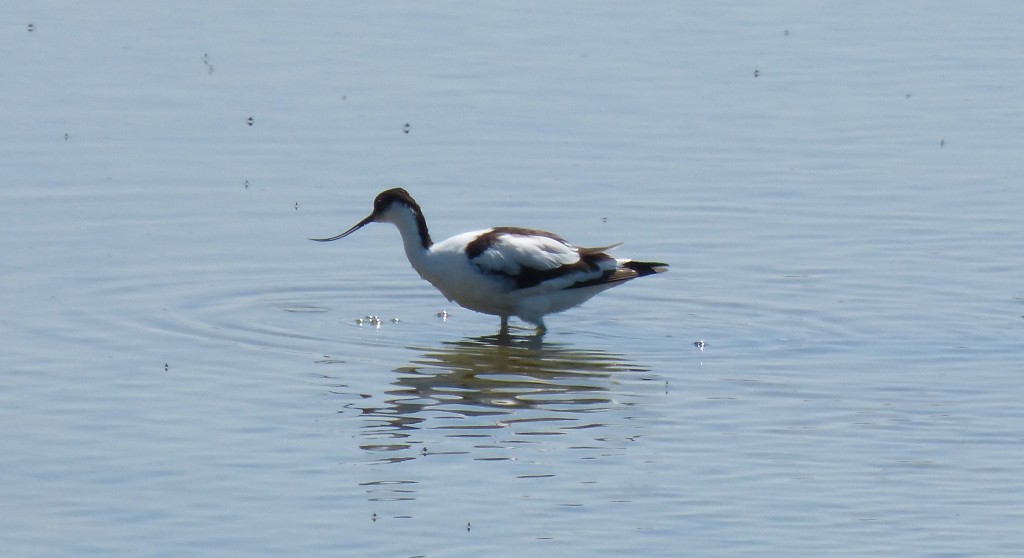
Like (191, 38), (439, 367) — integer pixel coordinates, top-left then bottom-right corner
(534, 321), (547, 337)
(499, 316), (510, 336)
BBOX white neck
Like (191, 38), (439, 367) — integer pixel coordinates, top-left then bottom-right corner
(383, 206), (431, 270)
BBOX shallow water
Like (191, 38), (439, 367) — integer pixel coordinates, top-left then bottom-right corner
(3, 2), (1023, 556)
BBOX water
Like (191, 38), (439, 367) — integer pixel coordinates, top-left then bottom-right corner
(3, 2), (1023, 556)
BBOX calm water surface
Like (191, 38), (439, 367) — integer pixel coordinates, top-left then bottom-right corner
(2, 2), (1023, 556)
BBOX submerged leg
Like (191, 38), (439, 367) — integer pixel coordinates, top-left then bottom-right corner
(534, 319), (547, 336)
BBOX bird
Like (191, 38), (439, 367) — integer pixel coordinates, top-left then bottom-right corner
(312, 188), (667, 335)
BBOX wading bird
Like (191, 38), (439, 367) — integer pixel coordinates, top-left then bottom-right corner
(312, 188), (667, 335)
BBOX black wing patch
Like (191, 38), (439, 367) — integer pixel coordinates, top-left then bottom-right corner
(464, 227), (567, 259)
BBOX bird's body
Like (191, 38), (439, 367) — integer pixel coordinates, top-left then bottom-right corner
(313, 188), (667, 334)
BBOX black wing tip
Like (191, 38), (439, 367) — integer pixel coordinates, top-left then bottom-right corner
(625, 260), (669, 276)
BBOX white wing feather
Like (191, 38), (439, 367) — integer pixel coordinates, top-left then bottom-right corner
(471, 234), (581, 275)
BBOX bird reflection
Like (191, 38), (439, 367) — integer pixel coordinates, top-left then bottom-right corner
(357, 334), (651, 460)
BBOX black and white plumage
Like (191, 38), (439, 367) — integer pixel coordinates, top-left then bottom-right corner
(312, 188), (667, 334)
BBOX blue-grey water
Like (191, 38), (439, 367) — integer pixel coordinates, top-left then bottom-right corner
(3, 2), (1023, 556)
